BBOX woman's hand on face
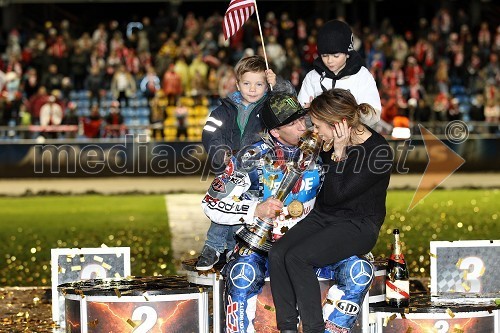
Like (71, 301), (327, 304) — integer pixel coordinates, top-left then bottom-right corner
(255, 197), (283, 220)
(332, 119), (351, 156)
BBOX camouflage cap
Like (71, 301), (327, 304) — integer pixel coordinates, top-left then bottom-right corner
(261, 92), (308, 130)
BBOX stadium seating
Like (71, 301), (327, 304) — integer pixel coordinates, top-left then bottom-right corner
(68, 90), (210, 141)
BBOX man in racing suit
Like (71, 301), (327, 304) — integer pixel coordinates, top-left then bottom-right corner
(201, 92), (373, 333)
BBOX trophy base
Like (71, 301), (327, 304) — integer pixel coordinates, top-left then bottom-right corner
(236, 227), (273, 254)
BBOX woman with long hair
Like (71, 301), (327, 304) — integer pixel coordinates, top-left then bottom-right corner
(269, 88), (393, 333)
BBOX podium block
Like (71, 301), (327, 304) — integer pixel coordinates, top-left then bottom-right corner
(430, 240), (500, 302)
(59, 276), (208, 333)
(373, 294), (499, 332)
(51, 247), (131, 327)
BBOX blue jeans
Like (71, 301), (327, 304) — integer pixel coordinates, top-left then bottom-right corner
(204, 221), (242, 254)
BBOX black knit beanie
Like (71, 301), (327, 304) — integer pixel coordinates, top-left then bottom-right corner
(317, 20), (354, 55)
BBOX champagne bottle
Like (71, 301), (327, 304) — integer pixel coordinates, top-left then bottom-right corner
(385, 229), (410, 307)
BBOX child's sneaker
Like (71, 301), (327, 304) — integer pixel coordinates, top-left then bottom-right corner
(195, 245), (220, 271)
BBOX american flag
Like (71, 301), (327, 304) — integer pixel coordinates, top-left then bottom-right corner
(223, 0), (256, 40)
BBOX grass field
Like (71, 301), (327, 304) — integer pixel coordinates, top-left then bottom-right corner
(0, 195), (174, 286)
(0, 189), (498, 287)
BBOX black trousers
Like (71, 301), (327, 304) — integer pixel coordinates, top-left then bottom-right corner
(268, 209), (381, 332)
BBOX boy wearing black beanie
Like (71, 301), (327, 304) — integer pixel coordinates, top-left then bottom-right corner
(298, 19), (382, 127)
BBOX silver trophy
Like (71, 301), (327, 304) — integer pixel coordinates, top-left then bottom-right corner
(235, 130), (322, 254)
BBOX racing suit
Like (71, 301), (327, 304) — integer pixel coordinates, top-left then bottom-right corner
(201, 133), (373, 333)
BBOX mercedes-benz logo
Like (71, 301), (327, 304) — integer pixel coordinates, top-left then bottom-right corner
(229, 263), (256, 289)
(349, 260), (374, 286)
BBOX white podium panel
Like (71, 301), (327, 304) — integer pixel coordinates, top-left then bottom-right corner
(51, 247), (131, 326)
(430, 240), (500, 302)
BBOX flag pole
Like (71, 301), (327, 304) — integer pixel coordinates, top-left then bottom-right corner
(252, 0), (273, 90)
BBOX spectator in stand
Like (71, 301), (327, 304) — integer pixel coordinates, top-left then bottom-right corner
(433, 91), (450, 121)
(149, 90), (167, 140)
(41, 64), (64, 93)
(47, 35), (69, 75)
(404, 56), (424, 87)
(92, 22), (108, 47)
(448, 97), (461, 121)
(89, 47), (106, 73)
(136, 30), (150, 55)
(124, 48), (141, 76)
(0, 70), (5, 93)
(21, 67), (40, 99)
(174, 99), (188, 140)
(4, 54), (23, 79)
(69, 45), (89, 91)
(217, 66), (237, 99)
(162, 63), (183, 105)
(141, 16), (158, 53)
(105, 100), (126, 138)
(5, 29), (22, 63)
(27, 86), (49, 127)
(106, 49), (122, 69)
(198, 31), (218, 57)
(435, 59), (450, 94)
(83, 104), (103, 138)
(61, 101), (79, 138)
(190, 69), (207, 98)
(39, 95), (63, 138)
(482, 52), (499, 85)
(109, 31), (125, 58)
(140, 64), (161, 103)
(493, 25), (500, 53)
(206, 68), (219, 99)
(302, 35), (318, 72)
(466, 50), (482, 94)
(412, 98), (432, 123)
(85, 65), (105, 107)
(60, 77), (73, 102)
(298, 20), (381, 127)
(174, 56), (191, 97)
(18, 103), (32, 139)
(189, 56), (208, 97)
(1, 71), (22, 133)
(484, 82), (499, 128)
(111, 64), (136, 107)
(266, 35), (287, 74)
(76, 32), (94, 56)
(156, 36), (178, 75)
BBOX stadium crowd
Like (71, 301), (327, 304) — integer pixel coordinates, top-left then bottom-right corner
(0, 5), (498, 140)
